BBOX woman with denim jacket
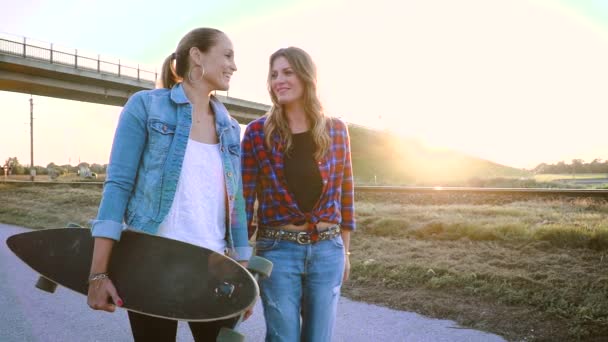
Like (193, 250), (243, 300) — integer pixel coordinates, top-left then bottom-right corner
(241, 47), (355, 342)
(87, 28), (252, 341)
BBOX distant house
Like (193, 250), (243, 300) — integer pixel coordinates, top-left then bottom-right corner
(78, 165), (97, 179)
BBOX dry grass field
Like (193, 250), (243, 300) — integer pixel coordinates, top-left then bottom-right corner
(1, 183), (607, 341)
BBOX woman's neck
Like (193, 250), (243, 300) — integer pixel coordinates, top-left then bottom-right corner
(183, 81), (211, 112)
(183, 80), (218, 144)
(284, 103), (308, 133)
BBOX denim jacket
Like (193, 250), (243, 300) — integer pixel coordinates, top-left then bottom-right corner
(91, 83), (252, 261)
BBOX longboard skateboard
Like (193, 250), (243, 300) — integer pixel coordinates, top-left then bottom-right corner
(6, 227), (272, 341)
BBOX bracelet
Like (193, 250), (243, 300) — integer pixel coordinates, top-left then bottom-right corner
(88, 272), (109, 283)
(345, 251), (351, 256)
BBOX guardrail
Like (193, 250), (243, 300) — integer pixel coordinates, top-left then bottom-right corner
(3, 181), (608, 198)
(1, 180), (104, 187)
(355, 186), (608, 197)
(0, 34), (157, 82)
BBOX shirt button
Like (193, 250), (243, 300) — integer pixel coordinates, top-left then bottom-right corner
(221, 147), (225, 152)
(229, 195), (234, 201)
(162, 125), (167, 132)
(323, 180), (328, 184)
(227, 172), (232, 177)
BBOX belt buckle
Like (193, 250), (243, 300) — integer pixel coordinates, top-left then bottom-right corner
(296, 232), (312, 244)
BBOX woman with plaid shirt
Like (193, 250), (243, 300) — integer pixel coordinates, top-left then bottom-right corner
(241, 47), (355, 342)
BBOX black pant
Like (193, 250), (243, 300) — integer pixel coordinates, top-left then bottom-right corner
(128, 311), (236, 342)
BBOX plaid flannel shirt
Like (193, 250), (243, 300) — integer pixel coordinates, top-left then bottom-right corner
(241, 116), (356, 238)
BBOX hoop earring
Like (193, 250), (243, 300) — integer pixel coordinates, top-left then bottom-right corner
(187, 65), (206, 83)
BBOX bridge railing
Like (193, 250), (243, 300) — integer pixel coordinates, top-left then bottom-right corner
(0, 33), (157, 83)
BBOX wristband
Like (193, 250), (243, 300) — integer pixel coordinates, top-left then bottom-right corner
(88, 272), (109, 283)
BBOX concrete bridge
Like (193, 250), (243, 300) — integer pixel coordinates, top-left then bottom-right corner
(0, 35), (269, 123)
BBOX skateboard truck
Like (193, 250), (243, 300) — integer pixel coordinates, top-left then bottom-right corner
(217, 255), (273, 342)
(35, 223), (82, 294)
(36, 276), (58, 293)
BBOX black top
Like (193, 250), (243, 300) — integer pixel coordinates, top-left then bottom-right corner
(284, 131), (323, 213)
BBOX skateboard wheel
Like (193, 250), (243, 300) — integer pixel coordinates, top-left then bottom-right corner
(247, 256), (273, 278)
(66, 222), (83, 228)
(35, 276), (58, 293)
(217, 327), (245, 342)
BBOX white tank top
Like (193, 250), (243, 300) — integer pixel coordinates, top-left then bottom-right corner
(157, 139), (227, 253)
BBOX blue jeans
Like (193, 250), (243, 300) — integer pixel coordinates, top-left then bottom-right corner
(255, 235), (345, 342)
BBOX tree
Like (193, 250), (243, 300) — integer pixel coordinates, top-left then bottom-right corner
(46, 162), (64, 179)
(34, 165), (48, 175)
(90, 163), (106, 174)
(533, 163), (548, 174)
(4, 157), (24, 175)
(555, 161), (567, 174)
(60, 164), (78, 174)
(571, 159), (584, 176)
(532, 159), (608, 175)
(589, 158), (604, 173)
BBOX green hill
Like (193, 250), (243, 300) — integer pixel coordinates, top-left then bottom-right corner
(347, 124), (530, 185)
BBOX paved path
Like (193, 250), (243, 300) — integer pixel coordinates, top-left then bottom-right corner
(0, 223), (506, 341)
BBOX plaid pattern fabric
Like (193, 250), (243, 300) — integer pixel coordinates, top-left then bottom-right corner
(241, 116), (356, 238)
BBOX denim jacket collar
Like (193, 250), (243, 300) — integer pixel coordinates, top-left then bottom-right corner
(210, 95), (236, 132)
(170, 83), (189, 104)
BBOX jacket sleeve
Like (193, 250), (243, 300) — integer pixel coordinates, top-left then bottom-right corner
(230, 122), (253, 261)
(339, 120), (356, 231)
(241, 123), (259, 238)
(90, 92), (148, 241)
(231, 177), (253, 261)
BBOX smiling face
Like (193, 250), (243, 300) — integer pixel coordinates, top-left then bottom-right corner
(191, 33), (237, 91)
(270, 56), (304, 106)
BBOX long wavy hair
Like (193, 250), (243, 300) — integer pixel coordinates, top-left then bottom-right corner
(159, 28), (223, 89)
(264, 47), (330, 160)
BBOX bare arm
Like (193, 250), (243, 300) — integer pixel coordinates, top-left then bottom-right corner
(341, 229), (351, 282)
(87, 238), (123, 312)
(341, 230), (351, 254)
(89, 238), (114, 274)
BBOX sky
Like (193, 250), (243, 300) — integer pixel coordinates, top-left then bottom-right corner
(1, 0), (607, 169)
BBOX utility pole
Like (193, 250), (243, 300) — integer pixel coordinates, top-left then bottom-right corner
(30, 95), (35, 181)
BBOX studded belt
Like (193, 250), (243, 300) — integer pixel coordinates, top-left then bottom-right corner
(258, 224), (341, 245)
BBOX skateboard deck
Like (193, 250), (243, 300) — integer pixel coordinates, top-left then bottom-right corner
(6, 228), (259, 322)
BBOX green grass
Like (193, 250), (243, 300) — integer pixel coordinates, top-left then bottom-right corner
(534, 174), (608, 182)
(348, 195), (608, 341)
(356, 200), (608, 250)
(3, 173), (105, 183)
(0, 183), (101, 228)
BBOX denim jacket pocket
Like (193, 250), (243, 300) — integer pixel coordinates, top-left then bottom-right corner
(228, 144), (240, 155)
(148, 119), (176, 152)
